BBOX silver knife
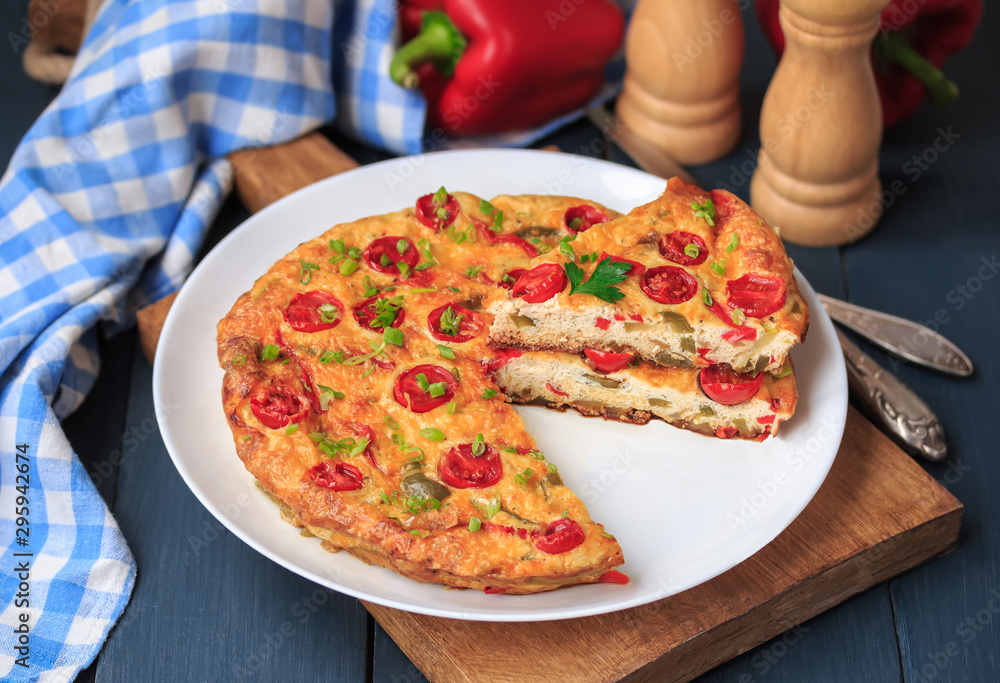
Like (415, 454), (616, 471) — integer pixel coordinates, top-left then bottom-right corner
(585, 106), (698, 185)
(836, 327), (947, 461)
(820, 294), (973, 377)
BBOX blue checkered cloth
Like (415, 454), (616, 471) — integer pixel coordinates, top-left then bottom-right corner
(0, 0), (626, 679)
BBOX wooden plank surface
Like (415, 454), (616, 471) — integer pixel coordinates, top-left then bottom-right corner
(363, 407), (961, 683)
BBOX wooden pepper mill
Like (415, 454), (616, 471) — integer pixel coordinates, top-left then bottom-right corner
(750, 0), (891, 246)
(616, 0), (744, 166)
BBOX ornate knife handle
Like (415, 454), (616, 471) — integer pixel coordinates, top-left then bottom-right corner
(836, 328), (947, 461)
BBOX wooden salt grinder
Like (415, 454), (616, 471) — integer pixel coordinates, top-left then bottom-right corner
(616, 0), (744, 166)
(750, 0), (890, 246)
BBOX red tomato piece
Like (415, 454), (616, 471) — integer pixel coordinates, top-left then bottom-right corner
(722, 326), (758, 343)
(283, 291), (344, 333)
(564, 205), (610, 233)
(599, 251), (646, 276)
(427, 304), (483, 343)
(584, 349), (634, 373)
(640, 266), (698, 304)
(341, 421), (380, 471)
(598, 570), (630, 585)
(500, 268), (527, 290)
(757, 415), (776, 425)
(545, 382), (568, 397)
(595, 317), (611, 330)
(482, 349), (522, 373)
(483, 586), (506, 594)
(439, 442), (503, 489)
(393, 364), (458, 413)
(512, 264), (567, 303)
(250, 385), (310, 429)
(727, 274), (787, 318)
(699, 364), (765, 406)
(716, 427), (739, 439)
(353, 297), (405, 332)
(363, 236), (419, 274)
(658, 231), (709, 266)
(473, 222), (539, 257)
(415, 190), (459, 231)
(308, 460), (364, 491)
(532, 518), (585, 554)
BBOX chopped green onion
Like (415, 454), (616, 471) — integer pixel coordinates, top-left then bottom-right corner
(468, 516), (482, 532)
(410, 287), (437, 294)
(559, 236), (576, 262)
(398, 262), (411, 279)
(561, 509), (569, 518)
(514, 468), (533, 490)
(771, 364), (793, 379)
(318, 303), (339, 323)
(385, 416), (401, 430)
(691, 199), (716, 226)
(319, 349), (343, 364)
(702, 288), (713, 306)
(232, 354), (246, 366)
(485, 495), (500, 518)
(340, 259), (359, 276)
(396, 239), (410, 254)
(432, 186), (448, 207)
(479, 199), (504, 231)
(438, 305), (464, 336)
(428, 382), (447, 398)
(383, 327), (404, 347)
(420, 427), (445, 441)
(437, 345), (456, 359)
(546, 462), (558, 475)
(317, 385), (344, 410)
(727, 232), (739, 254)
(285, 423), (299, 435)
(360, 365), (374, 379)
(482, 388), (498, 400)
(601, 532), (616, 540)
(261, 344), (280, 361)
(451, 367), (461, 382)
(464, 265), (483, 279)
(241, 435), (251, 441)
(299, 259), (319, 284)
(732, 308), (746, 325)
(472, 433), (485, 457)
(380, 253), (391, 267)
(309, 431), (326, 442)
(362, 276), (378, 297)
(446, 401), (456, 415)
(347, 247), (363, 260)
(415, 373), (430, 392)
(684, 243), (701, 259)
(711, 261), (726, 276)
(329, 238), (344, 254)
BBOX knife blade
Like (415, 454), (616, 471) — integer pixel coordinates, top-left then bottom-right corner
(836, 327), (947, 461)
(585, 106), (697, 185)
(820, 294), (973, 377)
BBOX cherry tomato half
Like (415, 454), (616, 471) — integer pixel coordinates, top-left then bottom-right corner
(393, 364), (458, 413)
(283, 291), (344, 333)
(659, 231), (708, 266)
(363, 236), (419, 274)
(427, 304), (483, 343)
(308, 460), (364, 491)
(698, 363), (764, 405)
(640, 266), (698, 305)
(532, 518), (585, 554)
(512, 263), (567, 303)
(599, 251), (646, 276)
(415, 190), (460, 231)
(473, 222), (539, 257)
(565, 205), (610, 233)
(439, 442), (502, 489)
(726, 274), (787, 318)
(353, 297), (405, 332)
(500, 268), (527, 290)
(250, 385), (310, 429)
(482, 348), (522, 373)
(583, 349), (634, 373)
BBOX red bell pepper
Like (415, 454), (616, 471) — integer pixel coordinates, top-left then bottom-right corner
(390, 0), (625, 137)
(755, 0), (981, 128)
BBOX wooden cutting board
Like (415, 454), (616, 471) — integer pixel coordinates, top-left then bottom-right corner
(137, 131), (962, 683)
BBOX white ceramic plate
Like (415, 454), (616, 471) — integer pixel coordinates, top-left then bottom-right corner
(154, 149), (847, 622)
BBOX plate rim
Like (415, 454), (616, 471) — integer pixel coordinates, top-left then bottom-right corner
(153, 148), (847, 622)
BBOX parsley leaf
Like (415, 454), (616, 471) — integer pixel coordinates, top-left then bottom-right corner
(563, 257), (629, 303)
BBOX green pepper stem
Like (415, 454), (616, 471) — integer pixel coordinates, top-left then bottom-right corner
(874, 32), (959, 107)
(389, 11), (466, 89)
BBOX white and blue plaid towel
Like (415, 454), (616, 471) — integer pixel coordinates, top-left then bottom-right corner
(0, 0), (626, 680)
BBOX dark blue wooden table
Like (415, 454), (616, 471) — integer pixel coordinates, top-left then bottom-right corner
(4, 1), (998, 680)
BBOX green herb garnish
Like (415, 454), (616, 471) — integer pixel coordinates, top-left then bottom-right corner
(684, 243), (701, 259)
(261, 344), (280, 361)
(298, 259), (319, 285)
(317, 303), (339, 324)
(464, 265), (484, 279)
(472, 433), (485, 457)
(438, 305), (464, 336)
(702, 288), (713, 306)
(468, 516), (482, 532)
(285, 424), (299, 435)
(482, 388), (498, 399)
(564, 257), (629, 303)
(232, 355), (246, 366)
(383, 327), (404, 347)
(420, 427), (445, 441)
(732, 308), (746, 325)
(514, 468), (534, 490)
(438, 345), (456, 359)
(727, 232), (739, 254)
(316, 385), (344, 410)
(711, 260), (727, 276)
(691, 199), (715, 226)
(479, 199), (503, 232)
(319, 349), (344, 364)
(340, 259), (359, 276)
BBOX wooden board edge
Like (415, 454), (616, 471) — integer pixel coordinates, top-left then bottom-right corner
(623, 505), (963, 683)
